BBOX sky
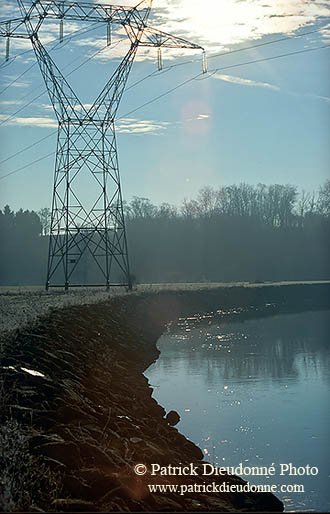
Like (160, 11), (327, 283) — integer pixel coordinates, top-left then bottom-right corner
(0, 0), (329, 212)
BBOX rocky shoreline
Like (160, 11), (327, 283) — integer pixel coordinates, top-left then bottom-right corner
(1, 283), (330, 512)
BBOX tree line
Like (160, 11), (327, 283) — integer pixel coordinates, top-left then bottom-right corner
(124, 181), (330, 225)
(0, 180), (329, 285)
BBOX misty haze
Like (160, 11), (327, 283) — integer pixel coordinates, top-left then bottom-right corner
(1, 0), (329, 512)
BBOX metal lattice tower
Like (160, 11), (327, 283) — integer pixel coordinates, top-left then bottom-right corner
(1, 0), (203, 290)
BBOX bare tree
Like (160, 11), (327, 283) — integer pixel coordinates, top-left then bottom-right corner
(195, 186), (221, 217)
(38, 207), (51, 236)
(181, 198), (199, 218)
(317, 179), (330, 217)
(296, 190), (316, 227)
(126, 197), (157, 219)
(157, 203), (178, 219)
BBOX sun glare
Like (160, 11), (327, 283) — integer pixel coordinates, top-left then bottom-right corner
(155, 0), (329, 51)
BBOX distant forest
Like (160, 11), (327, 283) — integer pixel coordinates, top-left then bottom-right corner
(1, 181), (329, 285)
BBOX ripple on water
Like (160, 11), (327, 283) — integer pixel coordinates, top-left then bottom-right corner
(145, 310), (330, 512)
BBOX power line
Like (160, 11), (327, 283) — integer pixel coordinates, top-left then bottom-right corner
(120, 43), (330, 119)
(0, 40), (123, 165)
(0, 42), (104, 120)
(1, 22), (326, 124)
(0, 21), (101, 69)
(2, 22), (326, 98)
(0, 151), (54, 180)
(0, 91), (46, 127)
(124, 25), (328, 79)
(1, 24), (326, 156)
(68, 37), (122, 75)
(0, 60), (36, 95)
(206, 42), (330, 77)
(0, 50), (157, 167)
(1, 41), (329, 181)
(0, 39), (122, 126)
(0, 22), (105, 96)
(122, 25), (328, 94)
(174, 26), (327, 68)
(0, 131), (55, 166)
(1, 40), (156, 128)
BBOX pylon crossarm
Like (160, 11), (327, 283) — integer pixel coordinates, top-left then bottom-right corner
(0, 18), (31, 39)
(87, 3), (153, 122)
(0, 1), (146, 29)
(32, 0), (137, 23)
(138, 26), (203, 50)
(87, 2), (153, 121)
(1, 2), (202, 55)
(15, 1), (88, 122)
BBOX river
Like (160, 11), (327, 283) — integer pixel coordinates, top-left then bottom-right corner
(144, 309), (330, 512)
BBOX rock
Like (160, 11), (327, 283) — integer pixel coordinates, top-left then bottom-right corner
(183, 440), (203, 460)
(144, 440), (168, 459)
(254, 491), (285, 512)
(171, 432), (204, 460)
(165, 410), (180, 426)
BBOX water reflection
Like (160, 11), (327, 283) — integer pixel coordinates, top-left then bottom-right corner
(145, 310), (330, 512)
(156, 311), (330, 384)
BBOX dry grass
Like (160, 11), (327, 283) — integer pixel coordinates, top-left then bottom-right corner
(0, 420), (63, 512)
(2, 280), (328, 338)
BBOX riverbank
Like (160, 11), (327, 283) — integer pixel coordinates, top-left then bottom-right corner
(1, 282), (329, 512)
(1, 280), (329, 336)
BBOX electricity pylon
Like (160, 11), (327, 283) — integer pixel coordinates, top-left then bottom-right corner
(1, 1), (203, 290)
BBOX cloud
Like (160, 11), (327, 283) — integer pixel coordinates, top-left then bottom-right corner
(73, 31), (160, 63)
(317, 95), (330, 103)
(211, 74), (330, 104)
(152, 0), (330, 54)
(81, 0), (330, 63)
(116, 117), (170, 134)
(212, 73), (280, 91)
(0, 76), (30, 88)
(2, 0), (328, 67)
(0, 100), (23, 106)
(0, 115), (57, 128)
(0, 112), (171, 134)
(1, 38), (32, 56)
(0, 1), (20, 18)
(40, 103), (106, 114)
(304, 93), (330, 104)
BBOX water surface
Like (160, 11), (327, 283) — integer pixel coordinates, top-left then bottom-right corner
(145, 309), (330, 512)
